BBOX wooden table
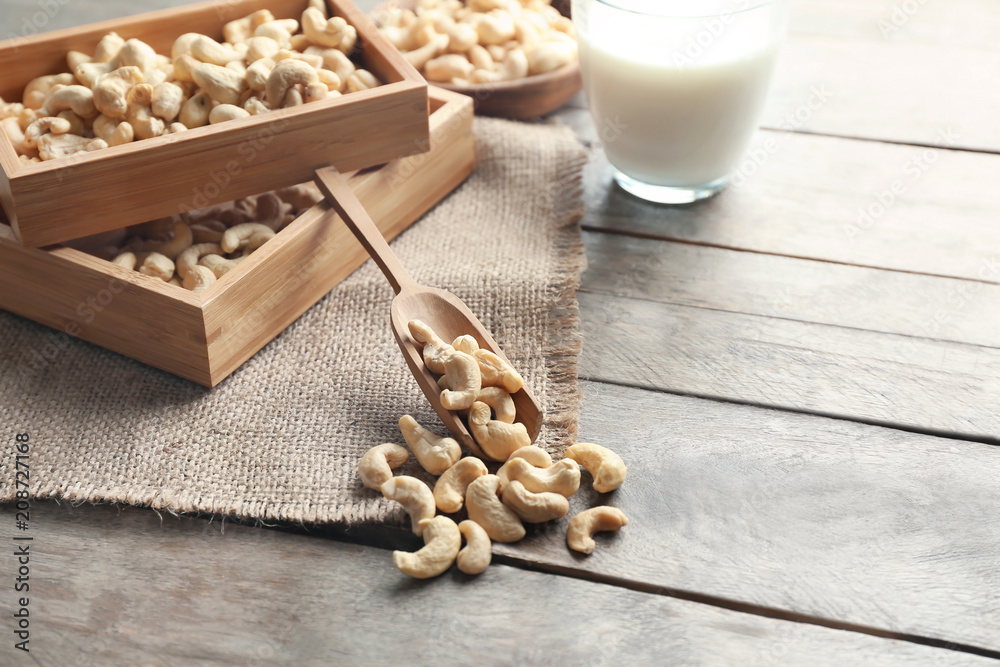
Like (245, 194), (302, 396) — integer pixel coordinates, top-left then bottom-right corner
(3, 1), (999, 664)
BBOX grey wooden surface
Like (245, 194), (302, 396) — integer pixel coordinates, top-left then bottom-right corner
(3, 0), (1000, 665)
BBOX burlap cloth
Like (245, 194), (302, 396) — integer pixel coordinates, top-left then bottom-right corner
(0, 117), (588, 526)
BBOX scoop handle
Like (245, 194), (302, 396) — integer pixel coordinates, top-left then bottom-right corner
(314, 166), (415, 295)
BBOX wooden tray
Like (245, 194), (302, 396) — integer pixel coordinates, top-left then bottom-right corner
(0, 88), (474, 387)
(0, 0), (430, 248)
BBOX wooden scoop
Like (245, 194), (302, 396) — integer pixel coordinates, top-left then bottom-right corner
(314, 167), (543, 459)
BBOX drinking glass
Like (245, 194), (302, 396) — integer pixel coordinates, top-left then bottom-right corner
(571, 0), (790, 204)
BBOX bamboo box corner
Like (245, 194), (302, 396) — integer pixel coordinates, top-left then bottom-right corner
(0, 0), (430, 248)
(0, 88), (475, 387)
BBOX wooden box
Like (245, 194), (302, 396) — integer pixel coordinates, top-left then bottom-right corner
(0, 88), (475, 386)
(0, 0), (430, 248)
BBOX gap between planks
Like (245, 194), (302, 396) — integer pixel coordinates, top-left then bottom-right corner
(267, 516), (1000, 662)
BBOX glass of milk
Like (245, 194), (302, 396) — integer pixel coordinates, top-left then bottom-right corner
(572, 0), (790, 204)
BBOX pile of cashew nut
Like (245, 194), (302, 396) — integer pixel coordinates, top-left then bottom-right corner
(358, 319), (629, 579)
(80, 182), (324, 291)
(375, 0), (577, 85)
(1, 0), (381, 165)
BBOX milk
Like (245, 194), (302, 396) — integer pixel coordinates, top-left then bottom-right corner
(575, 1), (785, 190)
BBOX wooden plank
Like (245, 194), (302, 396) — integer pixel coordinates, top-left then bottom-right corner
(492, 380), (1000, 654)
(577, 291), (1000, 440)
(2, 500), (994, 666)
(558, 107), (1000, 283)
(581, 233), (1000, 349)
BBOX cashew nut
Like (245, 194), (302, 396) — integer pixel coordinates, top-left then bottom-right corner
(22, 73), (75, 109)
(190, 35), (243, 66)
(56, 110), (85, 136)
(143, 220), (193, 260)
(472, 386), (515, 423)
(221, 223), (275, 254)
(209, 104), (251, 124)
(176, 242), (223, 280)
(111, 251), (137, 270)
(151, 82), (186, 122)
(23, 116), (71, 147)
(451, 334), (478, 354)
(425, 54), (475, 83)
(199, 254), (246, 278)
(440, 351), (482, 410)
(501, 479), (569, 523)
(465, 474), (525, 543)
(404, 33), (450, 71)
(93, 66), (143, 119)
(565, 443), (627, 493)
(433, 456), (488, 513)
(474, 348), (524, 393)
(193, 63), (247, 105)
(43, 85), (96, 119)
(496, 445), (552, 488)
(265, 59), (318, 106)
(304, 47), (355, 84)
(35, 134), (107, 161)
(179, 92), (212, 129)
(398, 415), (462, 475)
(181, 265), (217, 292)
(124, 84), (166, 139)
(381, 475), (436, 536)
(456, 520), (491, 575)
(117, 38), (158, 77)
(223, 10), (276, 44)
(566, 507), (629, 555)
(276, 183), (323, 213)
(527, 39), (576, 75)
(392, 515), (461, 579)
(358, 443), (410, 491)
(302, 8), (351, 49)
(468, 401), (530, 461)
(255, 22), (293, 48)
(501, 457), (580, 497)
(408, 319), (454, 374)
(138, 252), (175, 282)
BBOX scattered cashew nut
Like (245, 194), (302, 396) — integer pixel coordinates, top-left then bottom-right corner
(465, 474), (525, 543)
(565, 443), (627, 493)
(392, 515), (461, 579)
(381, 475), (436, 536)
(501, 479), (569, 523)
(456, 520), (491, 575)
(433, 456), (488, 513)
(399, 415), (462, 475)
(358, 443), (410, 491)
(566, 507), (629, 555)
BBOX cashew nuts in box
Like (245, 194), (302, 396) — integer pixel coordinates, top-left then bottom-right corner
(4, 6), (384, 163)
(375, 0), (577, 85)
(566, 507), (629, 555)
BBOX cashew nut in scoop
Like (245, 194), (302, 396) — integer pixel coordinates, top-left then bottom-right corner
(465, 474), (525, 543)
(565, 443), (627, 493)
(381, 475), (436, 536)
(451, 334), (479, 355)
(501, 457), (580, 498)
(496, 445), (552, 488)
(408, 319), (454, 374)
(468, 401), (530, 462)
(474, 349), (524, 393)
(221, 223), (276, 254)
(433, 457), (488, 513)
(501, 480), (569, 523)
(440, 351), (482, 410)
(398, 415), (461, 475)
(358, 443), (410, 491)
(266, 59), (318, 106)
(143, 220), (193, 260)
(566, 507), (629, 555)
(456, 520), (491, 575)
(472, 386), (515, 423)
(393, 515), (461, 579)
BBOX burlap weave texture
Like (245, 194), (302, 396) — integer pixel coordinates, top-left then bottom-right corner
(0, 118), (588, 525)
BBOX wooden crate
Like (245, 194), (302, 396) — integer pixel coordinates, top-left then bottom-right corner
(0, 88), (475, 386)
(0, 0), (429, 248)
